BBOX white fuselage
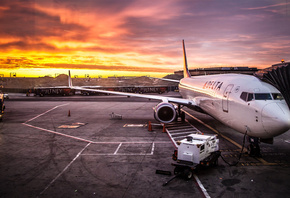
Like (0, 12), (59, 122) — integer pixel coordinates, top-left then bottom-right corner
(179, 74), (290, 139)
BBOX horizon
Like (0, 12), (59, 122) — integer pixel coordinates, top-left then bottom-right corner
(1, 0), (290, 78)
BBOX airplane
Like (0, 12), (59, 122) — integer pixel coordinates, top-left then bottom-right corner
(68, 40), (290, 156)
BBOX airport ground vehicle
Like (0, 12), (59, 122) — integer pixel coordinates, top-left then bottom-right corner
(171, 134), (220, 180)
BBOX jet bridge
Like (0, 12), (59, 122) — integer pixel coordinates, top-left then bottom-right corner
(255, 61), (290, 109)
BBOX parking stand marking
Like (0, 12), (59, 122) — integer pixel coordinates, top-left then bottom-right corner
(39, 143), (91, 196)
(114, 143), (122, 154)
(194, 174), (211, 198)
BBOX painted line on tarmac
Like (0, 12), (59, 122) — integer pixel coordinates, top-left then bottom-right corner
(82, 142), (156, 156)
(194, 174), (211, 198)
(22, 103), (94, 143)
(23, 123), (93, 143)
(151, 142), (155, 155)
(91, 141), (171, 144)
(81, 153), (154, 156)
(24, 121), (173, 145)
(39, 142), (91, 196)
(24, 121), (172, 145)
(255, 157), (277, 166)
(24, 103), (69, 123)
(24, 122), (171, 144)
(23, 104), (172, 144)
(114, 143), (122, 154)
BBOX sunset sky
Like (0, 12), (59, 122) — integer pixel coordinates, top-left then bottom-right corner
(0, 0), (290, 78)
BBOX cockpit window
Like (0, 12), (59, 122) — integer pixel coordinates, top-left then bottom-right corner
(240, 92), (254, 102)
(241, 92), (284, 102)
(254, 93), (272, 100)
(272, 93), (284, 100)
(248, 93), (254, 101)
(240, 92), (247, 101)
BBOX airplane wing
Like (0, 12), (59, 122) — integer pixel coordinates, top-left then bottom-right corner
(149, 77), (180, 83)
(68, 70), (195, 107)
(70, 85), (196, 106)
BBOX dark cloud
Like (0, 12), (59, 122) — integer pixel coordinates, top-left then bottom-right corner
(43, 0), (135, 14)
(0, 41), (56, 51)
(118, 0), (290, 61)
(0, 0), (89, 41)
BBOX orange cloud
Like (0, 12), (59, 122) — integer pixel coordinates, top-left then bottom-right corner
(0, 0), (289, 78)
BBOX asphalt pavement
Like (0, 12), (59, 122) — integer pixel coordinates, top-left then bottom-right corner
(0, 94), (289, 198)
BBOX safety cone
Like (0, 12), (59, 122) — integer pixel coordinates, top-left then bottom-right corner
(68, 110), (71, 117)
(162, 124), (166, 133)
(148, 121), (152, 132)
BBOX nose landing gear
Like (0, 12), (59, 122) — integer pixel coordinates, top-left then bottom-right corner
(247, 136), (262, 157)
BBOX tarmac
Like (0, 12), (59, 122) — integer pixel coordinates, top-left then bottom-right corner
(0, 93), (290, 198)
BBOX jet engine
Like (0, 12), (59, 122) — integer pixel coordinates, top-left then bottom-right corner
(154, 102), (177, 123)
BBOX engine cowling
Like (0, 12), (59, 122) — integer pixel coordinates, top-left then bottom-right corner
(154, 102), (177, 123)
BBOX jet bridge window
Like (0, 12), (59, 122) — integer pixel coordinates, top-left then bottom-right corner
(240, 92), (254, 102)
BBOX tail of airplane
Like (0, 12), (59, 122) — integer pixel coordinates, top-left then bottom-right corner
(182, 40), (191, 78)
(68, 70), (73, 87)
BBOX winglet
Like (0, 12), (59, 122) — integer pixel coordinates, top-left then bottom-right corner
(68, 70), (73, 87)
(182, 40), (191, 78)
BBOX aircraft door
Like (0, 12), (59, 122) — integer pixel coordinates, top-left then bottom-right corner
(222, 84), (234, 112)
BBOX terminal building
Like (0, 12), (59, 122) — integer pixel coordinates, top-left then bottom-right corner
(174, 66), (258, 76)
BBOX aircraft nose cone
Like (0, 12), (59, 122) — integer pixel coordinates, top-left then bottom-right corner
(262, 103), (290, 137)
